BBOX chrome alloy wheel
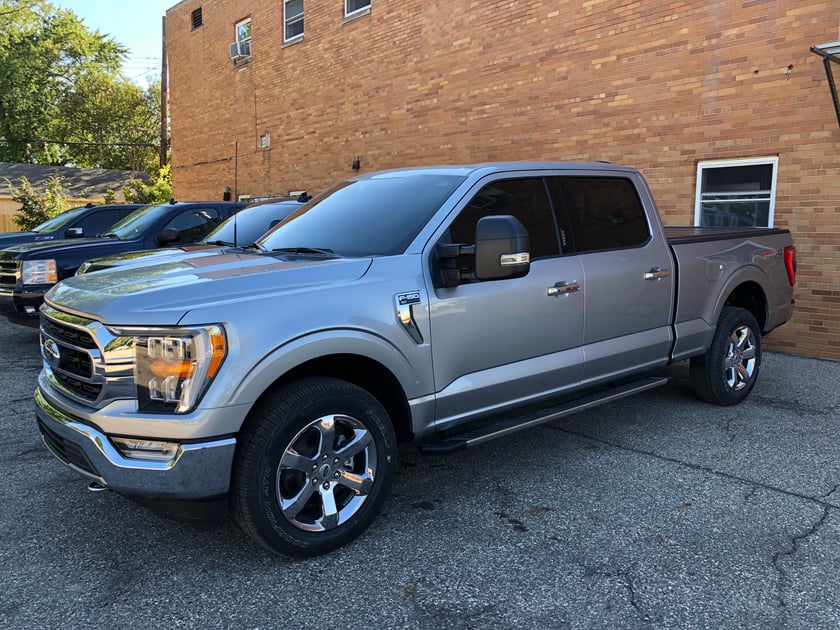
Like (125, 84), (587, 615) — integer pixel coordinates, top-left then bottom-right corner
(723, 324), (757, 391)
(276, 414), (377, 532)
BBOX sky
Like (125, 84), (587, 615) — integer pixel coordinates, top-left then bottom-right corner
(50, 0), (179, 85)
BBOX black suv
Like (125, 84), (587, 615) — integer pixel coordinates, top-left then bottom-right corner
(0, 200), (247, 324)
(0, 203), (143, 248)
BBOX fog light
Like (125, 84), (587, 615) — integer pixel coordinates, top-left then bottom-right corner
(112, 437), (180, 462)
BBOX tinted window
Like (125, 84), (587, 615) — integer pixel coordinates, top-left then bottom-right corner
(554, 177), (649, 252)
(203, 202), (301, 246)
(77, 209), (122, 237)
(31, 206), (90, 233)
(259, 174), (466, 257)
(105, 204), (167, 240)
(446, 177), (559, 260)
(164, 207), (221, 244)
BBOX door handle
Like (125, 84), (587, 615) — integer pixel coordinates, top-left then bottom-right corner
(644, 268), (670, 281)
(547, 281), (580, 297)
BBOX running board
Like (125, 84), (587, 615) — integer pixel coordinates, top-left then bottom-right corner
(419, 375), (670, 455)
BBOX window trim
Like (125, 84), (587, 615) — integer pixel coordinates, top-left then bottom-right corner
(234, 17), (252, 58)
(344, 0), (371, 20)
(694, 156), (779, 228)
(283, 0), (304, 43)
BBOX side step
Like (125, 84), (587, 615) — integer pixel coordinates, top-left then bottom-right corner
(419, 375), (670, 455)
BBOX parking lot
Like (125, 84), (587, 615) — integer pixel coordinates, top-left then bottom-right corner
(1, 314), (839, 629)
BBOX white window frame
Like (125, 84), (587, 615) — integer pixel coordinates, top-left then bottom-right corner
(235, 18), (252, 57)
(344, 0), (371, 19)
(693, 156), (779, 228)
(284, 0), (304, 43)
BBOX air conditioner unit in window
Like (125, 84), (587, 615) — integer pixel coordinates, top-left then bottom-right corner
(229, 40), (251, 60)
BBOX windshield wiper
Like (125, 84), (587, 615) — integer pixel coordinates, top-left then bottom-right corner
(99, 232), (118, 238)
(270, 246), (336, 256)
(207, 240), (235, 246)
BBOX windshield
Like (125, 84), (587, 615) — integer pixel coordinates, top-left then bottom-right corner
(258, 174), (465, 256)
(202, 201), (301, 246)
(32, 206), (90, 233)
(101, 203), (166, 240)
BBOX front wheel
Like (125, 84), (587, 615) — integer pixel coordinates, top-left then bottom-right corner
(690, 306), (762, 406)
(232, 377), (397, 556)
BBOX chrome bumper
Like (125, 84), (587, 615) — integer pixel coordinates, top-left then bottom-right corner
(35, 387), (236, 499)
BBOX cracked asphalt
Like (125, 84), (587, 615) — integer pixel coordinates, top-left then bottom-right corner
(1, 315), (839, 629)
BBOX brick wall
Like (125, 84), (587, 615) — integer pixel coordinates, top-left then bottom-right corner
(166, 0), (840, 359)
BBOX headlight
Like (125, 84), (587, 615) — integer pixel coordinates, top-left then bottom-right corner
(117, 325), (227, 414)
(21, 259), (58, 285)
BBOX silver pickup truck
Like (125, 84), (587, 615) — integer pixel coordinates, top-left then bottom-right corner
(34, 162), (796, 556)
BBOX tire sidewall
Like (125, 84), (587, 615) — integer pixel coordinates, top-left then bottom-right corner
(707, 307), (762, 405)
(240, 379), (396, 556)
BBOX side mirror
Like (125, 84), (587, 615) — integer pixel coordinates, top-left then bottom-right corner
(156, 227), (180, 245)
(474, 215), (530, 281)
(64, 227), (84, 238)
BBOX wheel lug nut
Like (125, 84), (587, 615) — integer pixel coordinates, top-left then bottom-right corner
(323, 482), (330, 490)
(333, 458), (339, 464)
(312, 478), (318, 486)
(322, 454), (328, 460)
(333, 472), (340, 479)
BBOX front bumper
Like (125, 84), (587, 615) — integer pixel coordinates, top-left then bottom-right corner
(35, 387), (236, 500)
(0, 287), (45, 325)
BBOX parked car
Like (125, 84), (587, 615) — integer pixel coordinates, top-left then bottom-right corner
(0, 200), (248, 323)
(0, 203), (144, 248)
(34, 162), (795, 556)
(76, 197), (306, 275)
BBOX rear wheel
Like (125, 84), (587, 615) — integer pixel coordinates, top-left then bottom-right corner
(690, 306), (761, 405)
(232, 377), (397, 556)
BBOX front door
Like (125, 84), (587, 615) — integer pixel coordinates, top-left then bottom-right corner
(426, 175), (585, 428)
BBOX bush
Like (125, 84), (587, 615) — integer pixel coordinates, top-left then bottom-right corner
(6, 176), (69, 231)
(123, 164), (172, 204)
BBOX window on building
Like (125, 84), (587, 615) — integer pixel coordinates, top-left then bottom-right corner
(232, 18), (252, 59)
(694, 157), (778, 228)
(345, 0), (371, 18)
(284, 0), (303, 41)
(191, 7), (203, 30)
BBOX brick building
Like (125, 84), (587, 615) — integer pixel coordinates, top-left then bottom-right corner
(165, 0), (839, 359)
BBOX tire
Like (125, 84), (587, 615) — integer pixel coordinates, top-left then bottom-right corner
(232, 377), (397, 556)
(690, 306), (762, 406)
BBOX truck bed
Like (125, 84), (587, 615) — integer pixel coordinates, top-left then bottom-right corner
(664, 226), (790, 245)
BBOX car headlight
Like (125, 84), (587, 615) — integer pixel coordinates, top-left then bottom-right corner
(115, 325), (227, 414)
(21, 259), (58, 285)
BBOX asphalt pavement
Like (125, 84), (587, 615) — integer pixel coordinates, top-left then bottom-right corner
(1, 315), (839, 629)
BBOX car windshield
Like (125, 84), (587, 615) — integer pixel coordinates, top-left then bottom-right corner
(257, 174), (465, 257)
(202, 201), (300, 246)
(32, 206), (90, 233)
(100, 203), (167, 240)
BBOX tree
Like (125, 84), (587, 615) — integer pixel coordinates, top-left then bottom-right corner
(51, 75), (160, 172)
(6, 174), (68, 230)
(123, 164), (171, 204)
(0, 0), (160, 170)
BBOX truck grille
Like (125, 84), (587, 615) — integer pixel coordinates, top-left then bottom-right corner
(41, 317), (97, 349)
(39, 306), (134, 407)
(0, 259), (16, 291)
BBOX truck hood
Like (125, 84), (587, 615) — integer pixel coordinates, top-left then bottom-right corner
(0, 236), (120, 259)
(45, 248), (373, 326)
(79, 244), (224, 274)
(0, 231), (40, 247)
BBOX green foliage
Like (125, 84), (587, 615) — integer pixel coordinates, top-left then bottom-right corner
(123, 164), (171, 204)
(0, 0), (161, 170)
(102, 189), (117, 204)
(6, 174), (68, 230)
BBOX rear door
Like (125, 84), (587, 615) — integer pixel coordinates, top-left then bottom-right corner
(549, 173), (674, 384)
(426, 174), (585, 427)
